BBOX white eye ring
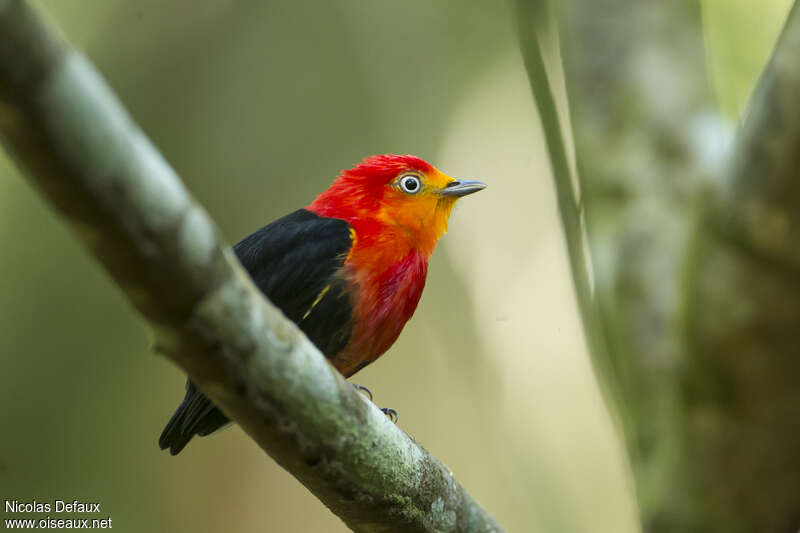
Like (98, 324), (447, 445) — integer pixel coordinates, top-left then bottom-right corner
(399, 175), (422, 194)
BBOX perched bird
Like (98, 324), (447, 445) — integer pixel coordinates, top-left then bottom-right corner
(159, 154), (486, 454)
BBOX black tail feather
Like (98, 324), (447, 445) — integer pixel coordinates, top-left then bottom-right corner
(159, 380), (229, 455)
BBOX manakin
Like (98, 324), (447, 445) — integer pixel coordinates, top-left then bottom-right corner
(159, 154), (485, 454)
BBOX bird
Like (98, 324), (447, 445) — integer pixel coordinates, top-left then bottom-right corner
(159, 154), (486, 455)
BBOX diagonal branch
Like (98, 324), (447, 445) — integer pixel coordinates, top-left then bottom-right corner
(0, 1), (502, 531)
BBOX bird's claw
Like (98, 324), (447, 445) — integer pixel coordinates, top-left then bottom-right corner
(352, 383), (397, 422)
(352, 383), (373, 401)
(381, 407), (399, 424)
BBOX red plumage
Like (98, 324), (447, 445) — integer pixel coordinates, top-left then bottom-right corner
(309, 154), (434, 219)
(160, 154), (483, 454)
(308, 155), (436, 375)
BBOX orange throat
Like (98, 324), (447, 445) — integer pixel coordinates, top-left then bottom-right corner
(330, 213), (447, 376)
(305, 154), (466, 376)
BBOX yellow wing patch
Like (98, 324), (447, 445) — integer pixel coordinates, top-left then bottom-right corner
(345, 227), (358, 262)
(301, 284), (331, 321)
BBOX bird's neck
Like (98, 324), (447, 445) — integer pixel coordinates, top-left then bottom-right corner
(306, 203), (435, 370)
(308, 209), (441, 261)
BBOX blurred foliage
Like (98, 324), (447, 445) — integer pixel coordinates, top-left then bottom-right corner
(541, 0), (799, 531)
(0, 1), (794, 532)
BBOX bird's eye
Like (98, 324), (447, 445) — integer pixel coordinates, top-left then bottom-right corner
(398, 175), (421, 194)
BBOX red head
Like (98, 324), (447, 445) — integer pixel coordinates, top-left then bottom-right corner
(308, 154), (485, 374)
(309, 154), (485, 258)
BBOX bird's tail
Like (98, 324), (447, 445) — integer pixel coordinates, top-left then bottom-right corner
(158, 380), (229, 455)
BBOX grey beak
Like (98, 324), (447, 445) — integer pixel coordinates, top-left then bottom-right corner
(439, 180), (487, 197)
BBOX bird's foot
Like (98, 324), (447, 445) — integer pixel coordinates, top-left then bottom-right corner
(352, 383), (373, 401)
(381, 407), (399, 424)
(352, 383), (398, 423)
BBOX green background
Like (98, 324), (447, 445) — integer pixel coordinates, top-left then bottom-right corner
(0, 1), (791, 531)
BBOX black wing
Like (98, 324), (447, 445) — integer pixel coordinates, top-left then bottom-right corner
(159, 209), (354, 454)
(234, 208), (354, 355)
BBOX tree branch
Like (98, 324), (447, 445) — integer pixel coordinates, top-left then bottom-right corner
(685, 3), (800, 531)
(518, 1), (719, 529)
(518, 0), (800, 531)
(0, 1), (502, 531)
(720, 1), (800, 268)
